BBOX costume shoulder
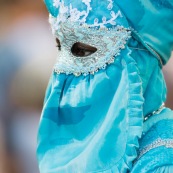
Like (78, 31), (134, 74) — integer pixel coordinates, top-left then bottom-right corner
(131, 109), (173, 173)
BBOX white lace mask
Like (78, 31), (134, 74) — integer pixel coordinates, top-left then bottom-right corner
(50, 17), (131, 76)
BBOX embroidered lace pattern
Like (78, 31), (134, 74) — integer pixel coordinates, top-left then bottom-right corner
(52, 0), (123, 28)
(50, 19), (131, 76)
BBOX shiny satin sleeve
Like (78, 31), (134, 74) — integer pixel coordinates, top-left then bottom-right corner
(131, 109), (173, 173)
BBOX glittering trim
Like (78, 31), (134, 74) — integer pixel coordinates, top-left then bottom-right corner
(146, 43), (163, 67)
(52, 20), (131, 77)
(137, 138), (173, 160)
(144, 103), (165, 121)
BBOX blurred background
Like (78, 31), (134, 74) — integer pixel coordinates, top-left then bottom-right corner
(0, 1), (172, 173)
(0, 1), (56, 173)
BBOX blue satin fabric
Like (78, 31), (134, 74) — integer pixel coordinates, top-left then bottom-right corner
(37, 1), (173, 173)
(127, 37), (167, 116)
(114, 0), (173, 65)
(131, 108), (173, 173)
(37, 36), (172, 172)
(37, 45), (144, 172)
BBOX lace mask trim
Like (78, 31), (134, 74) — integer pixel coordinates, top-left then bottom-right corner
(49, 17), (131, 76)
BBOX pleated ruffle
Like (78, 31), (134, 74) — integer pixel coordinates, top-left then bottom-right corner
(86, 47), (144, 173)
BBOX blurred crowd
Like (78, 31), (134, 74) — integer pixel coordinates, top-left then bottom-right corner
(0, 1), (172, 173)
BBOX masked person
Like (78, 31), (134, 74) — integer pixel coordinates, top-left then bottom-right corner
(37, 0), (173, 172)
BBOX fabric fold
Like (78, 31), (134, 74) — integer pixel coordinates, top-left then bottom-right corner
(37, 46), (145, 173)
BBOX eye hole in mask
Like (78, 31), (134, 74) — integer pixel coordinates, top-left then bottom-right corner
(71, 42), (97, 57)
(56, 38), (61, 51)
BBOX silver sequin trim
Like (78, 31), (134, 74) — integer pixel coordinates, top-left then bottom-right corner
(144, 103), (165, 122)
(137, 138), (173, 160)
(51, 20), (131, 76)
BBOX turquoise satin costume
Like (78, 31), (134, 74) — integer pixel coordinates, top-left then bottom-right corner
(37, 1), (173, 172)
